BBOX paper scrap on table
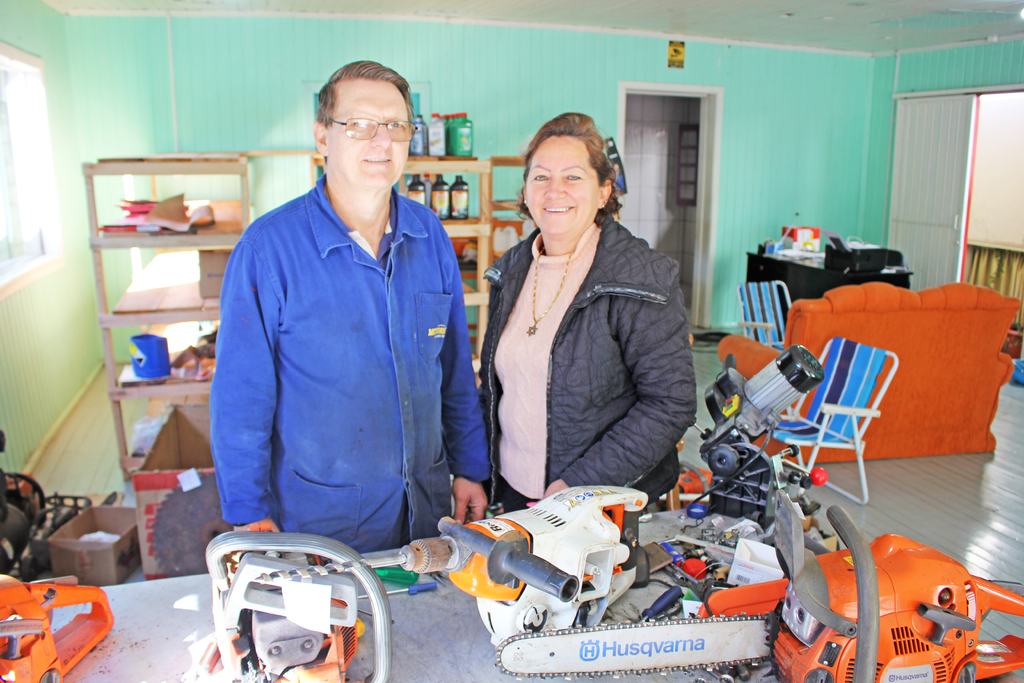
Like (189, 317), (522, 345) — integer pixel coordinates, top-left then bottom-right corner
(282, 581), (332, 634)
(178, 468), (201, 492)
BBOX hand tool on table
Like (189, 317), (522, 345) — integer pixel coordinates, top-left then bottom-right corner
(641, 585), (682, 621)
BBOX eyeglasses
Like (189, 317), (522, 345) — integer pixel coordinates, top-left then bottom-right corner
(330, 118), (417, 142)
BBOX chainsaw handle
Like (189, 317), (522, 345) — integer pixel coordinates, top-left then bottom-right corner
(826, 506), (880, 683)
(205, 531), (392, 683)
(438, 517), (579, 602)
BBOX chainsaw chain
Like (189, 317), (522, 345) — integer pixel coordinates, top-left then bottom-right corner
(495, 613), (770, 679)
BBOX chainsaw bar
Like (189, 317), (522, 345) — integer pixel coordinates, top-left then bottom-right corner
(495, 614), (770, 678)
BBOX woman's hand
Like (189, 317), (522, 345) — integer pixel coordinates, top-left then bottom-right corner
(543, 479), (569, 498)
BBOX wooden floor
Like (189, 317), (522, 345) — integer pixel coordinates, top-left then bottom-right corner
(29, 341), (1024, 641)
(29, 369), (148, 496)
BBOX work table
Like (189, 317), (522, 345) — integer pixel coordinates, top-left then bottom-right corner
(63, 512), (1024, 683)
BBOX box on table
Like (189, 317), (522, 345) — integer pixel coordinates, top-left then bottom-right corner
(727, 538), (785, 586)
(782, 226), (821, 252)
(198, 249), (231, 299)
(48, 506), (140, 586)
(131, 404), (231, 580)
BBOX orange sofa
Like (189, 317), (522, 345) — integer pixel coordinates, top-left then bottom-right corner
(718, 282), (1019, 462)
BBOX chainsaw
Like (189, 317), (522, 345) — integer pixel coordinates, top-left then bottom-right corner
(0, 574), (114, 683)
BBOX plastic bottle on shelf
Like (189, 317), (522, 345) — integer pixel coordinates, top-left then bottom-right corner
(431, 174), (450, 219)
(422, 174), (433, 208)
(410, 115), (426, 156)
(450, 175), (470, 219)
(407, 174), (427, 205)
(444, 114), (455, 156)
(427, 113), (446, 157)
(450, 114), (473, 157)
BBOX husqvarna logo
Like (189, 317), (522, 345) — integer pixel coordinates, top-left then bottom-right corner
(884, 665), (934, 683)
(578, 637), (706, 661)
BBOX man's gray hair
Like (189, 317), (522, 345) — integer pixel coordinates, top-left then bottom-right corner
(316, 61), (414, 125)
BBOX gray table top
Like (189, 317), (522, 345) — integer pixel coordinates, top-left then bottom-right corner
(63, 512), (1024, 683)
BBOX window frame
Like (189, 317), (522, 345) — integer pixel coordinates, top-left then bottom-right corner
(0, 40), (64, 302)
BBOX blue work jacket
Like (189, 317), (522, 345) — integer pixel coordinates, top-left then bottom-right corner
(210, 177), (488, 553)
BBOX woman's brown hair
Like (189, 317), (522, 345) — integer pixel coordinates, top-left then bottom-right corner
(518, 112), (622, 225)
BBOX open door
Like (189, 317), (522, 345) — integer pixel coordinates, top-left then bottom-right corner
(888, 95), (976, 290)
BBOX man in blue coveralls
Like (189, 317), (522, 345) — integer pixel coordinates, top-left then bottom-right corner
(210, 61), (489, 553)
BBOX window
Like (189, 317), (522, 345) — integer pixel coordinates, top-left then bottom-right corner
(0, 41), (62, 298)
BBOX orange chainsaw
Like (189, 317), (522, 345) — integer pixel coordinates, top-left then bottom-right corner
(704, 490), (1024, 683)
(0, 574), (113, 683)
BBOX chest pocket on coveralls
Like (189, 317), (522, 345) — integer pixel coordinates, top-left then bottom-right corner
(416, 292), (452, 362)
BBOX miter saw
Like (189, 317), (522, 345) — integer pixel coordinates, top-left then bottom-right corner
(697, 344), (825, 525)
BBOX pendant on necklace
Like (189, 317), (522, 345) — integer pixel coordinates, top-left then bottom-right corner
(527, 325), (538, 336)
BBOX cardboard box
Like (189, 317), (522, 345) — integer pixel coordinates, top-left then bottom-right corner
(48, 507), (140, 586)
(131, 404), (231, 580)
(782, 226), (821, 252)
(198, 249), (231, 299)
(727, 538), (785, 586)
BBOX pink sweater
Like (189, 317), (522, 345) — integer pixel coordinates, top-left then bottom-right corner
(494, 224), (601, 498)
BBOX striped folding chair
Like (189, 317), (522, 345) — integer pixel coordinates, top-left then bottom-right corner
(737, 281), (792, 349)
(774, 337), (899, 505)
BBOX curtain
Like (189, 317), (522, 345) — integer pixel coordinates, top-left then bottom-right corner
(968, 245), (1024, 327)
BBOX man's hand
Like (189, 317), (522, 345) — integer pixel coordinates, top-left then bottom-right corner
(452, 477), (487, 523)
(543, 479), (569, 498)
(235, 517), (280, 532)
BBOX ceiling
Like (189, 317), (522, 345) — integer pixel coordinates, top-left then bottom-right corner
(41, 0), (1024, 55)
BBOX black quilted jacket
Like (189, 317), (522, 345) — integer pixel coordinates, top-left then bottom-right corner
(478, 215), (698, 503)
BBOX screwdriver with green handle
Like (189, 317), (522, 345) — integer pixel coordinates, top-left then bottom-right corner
(374, 567), (420, 585)
(373, 567), (437, 596)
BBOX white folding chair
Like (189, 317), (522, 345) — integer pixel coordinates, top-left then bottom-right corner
(774, 337), (899, 505)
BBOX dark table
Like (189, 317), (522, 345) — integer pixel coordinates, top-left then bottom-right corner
(747, 252), (912, 303)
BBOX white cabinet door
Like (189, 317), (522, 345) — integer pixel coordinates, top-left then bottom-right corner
(888, 95), (976, 290)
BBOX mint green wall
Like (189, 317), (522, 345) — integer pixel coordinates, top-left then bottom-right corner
(896, 41), (1024, 93)
(0, 0), (100, 471)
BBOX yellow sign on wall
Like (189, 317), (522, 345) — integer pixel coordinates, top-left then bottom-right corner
(668, 41), (686, 69)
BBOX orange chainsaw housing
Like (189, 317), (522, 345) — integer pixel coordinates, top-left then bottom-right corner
(712, 534), (1024, 683)
(0, 574), (113, 683)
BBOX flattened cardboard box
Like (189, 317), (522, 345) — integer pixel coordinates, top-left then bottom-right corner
(48, 506), (140, 586)
(132, 404), (231, 580)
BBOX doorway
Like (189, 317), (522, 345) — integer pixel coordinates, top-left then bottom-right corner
(617, 82), (723, 329)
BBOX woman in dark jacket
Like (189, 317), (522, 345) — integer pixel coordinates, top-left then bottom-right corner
(479, 112), (697, 512)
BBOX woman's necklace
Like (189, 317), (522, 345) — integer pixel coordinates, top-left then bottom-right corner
(528, 242), (573, 336)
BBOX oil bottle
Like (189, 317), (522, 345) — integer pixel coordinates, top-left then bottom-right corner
(407, 174), (427, 205)
(450, 175), (470, 219)
(427, 113), (446, 157)
(410, 115), (426, 156)
(431, 174), (450, 219)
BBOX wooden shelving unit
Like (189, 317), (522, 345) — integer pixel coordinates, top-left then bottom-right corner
(489, 156), (526, 262)
(85, 154), (250, 471)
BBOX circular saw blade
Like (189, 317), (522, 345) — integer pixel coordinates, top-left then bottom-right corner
(152, 473), (233, 576)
